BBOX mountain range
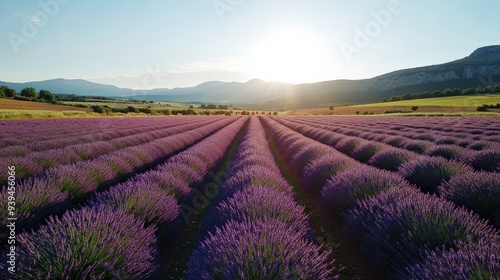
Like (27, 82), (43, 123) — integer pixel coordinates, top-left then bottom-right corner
(1, 45), (500, 108)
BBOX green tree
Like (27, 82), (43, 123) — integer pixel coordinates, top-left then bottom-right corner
(0, 86), (7, 98)
(4, 88), (16, 97)
(127, 106), (139, 113)
(39, 90), (55, 102)
(91, 105), (112, 115)
(21, 87), (38, 98)
(411, 106), (419, 111)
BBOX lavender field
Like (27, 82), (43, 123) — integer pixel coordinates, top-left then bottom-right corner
(1, 115), (499, 279)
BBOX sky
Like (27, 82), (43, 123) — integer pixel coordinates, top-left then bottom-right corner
(0, 0), (499, 89)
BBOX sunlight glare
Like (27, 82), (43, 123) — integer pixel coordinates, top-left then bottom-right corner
(243, 28), (332, 84)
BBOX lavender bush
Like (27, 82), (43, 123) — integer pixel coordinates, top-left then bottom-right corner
(350, 141), (384, 162)
(321, 166), (411, 214)
(367, 148), (414, 171)
(2, 206), (157, 279)
(438, 172), (500, 224)
(90, 182), (179, 226)
(345, 187), (499, 275)
(401, 239), (500, 280)
(301, 155), (357, 193)
(425, 144), (467, 161)
(186, 219), (336, 280)
(204, 186), (309, 235)
(399, 156), (473, 193)
(467, 149), (500, 172)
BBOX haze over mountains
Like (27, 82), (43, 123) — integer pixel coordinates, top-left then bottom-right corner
(1, 46), (500, 108)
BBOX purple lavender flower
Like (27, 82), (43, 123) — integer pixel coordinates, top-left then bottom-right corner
(367, 148), (415, 171)
(0, 177), (70, 233)
(301, 155), (357, 193)
(404, 140), (432, 154)
(204, 186), (309, 235)
(399, 156), (474, 193)
(345, 187), (498, 275)
(467, 149), (500, 172)
(425, 144), (467, 161)
(350, 141), (384, 162)
(186, 219), (336, 280)
(438, 172), (500, 224)
(401, 239), (500, 280)
(321, 166), (411, 214)
(90, 181), (179, 226)
(1, 206), (157, 279)
(334, 137), (362, 155)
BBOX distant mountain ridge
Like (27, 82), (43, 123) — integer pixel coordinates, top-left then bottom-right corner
(1, 45), (500, 107)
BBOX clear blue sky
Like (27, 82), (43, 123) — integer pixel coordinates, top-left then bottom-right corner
(1, 0), (499, 89)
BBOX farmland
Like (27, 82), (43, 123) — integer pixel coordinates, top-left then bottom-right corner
(292, 93), (500, 115)
(0, 115), (499, 279)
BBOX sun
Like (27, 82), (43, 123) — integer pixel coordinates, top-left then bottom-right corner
(243, 27), (332, 84)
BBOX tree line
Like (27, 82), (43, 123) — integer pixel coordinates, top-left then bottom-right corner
(382, 85), (500, 102)
(0, 86), (57, 103)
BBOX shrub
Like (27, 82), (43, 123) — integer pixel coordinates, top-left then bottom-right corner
(401, 240), (500, 280)
(399, 156), (473, 193)
(136, 170), (191, 197)
(468, 141), (497, 151)
(367, 148), (414, 171)
(345, 187), (499, 276)
(0, 157), (42, 185)
(301, 155), (357, 193)
(218, 166), (292, 203)
(435, 137), (458, 145)
(0, 177), (70, 232)
(383, 136), (409, 148)
(414, 134), (435, 141)
(438, 172), (500, 223)
(335, 137), (362, 155)
(425, 145), (466, 161)
(350, 141), (383, 162)
(4, 206), (157, 279)
(186, 219), (336, 280)
(404, 140), (431, 154)
(45, 165), (99, 199)
(290, 145), (332, 172)
(90, 182), (179, 226)
(467, 149), (500, 172)
(204, 186), (309, 235)
(321, 167), (411, 215)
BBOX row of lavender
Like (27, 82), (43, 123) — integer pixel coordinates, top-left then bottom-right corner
(0, 117), (246, 278)
(0, 117), (203, 157)
(284, 116), (499, 171)
(185, 117), (336, 279)
(0, 117), (208, 184)
(0, 117), (239, 239)
(0, 116), (200, 147)
(262, 116), (500, 278)
(271, 116), (500, 228)
(300, 116), (500, 143)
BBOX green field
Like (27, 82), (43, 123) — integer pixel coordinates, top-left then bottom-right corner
(353, 93), (500, 108)
(0, 109), (92, 119)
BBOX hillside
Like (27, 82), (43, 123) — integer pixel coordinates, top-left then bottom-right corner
(1, 45), (499, 107)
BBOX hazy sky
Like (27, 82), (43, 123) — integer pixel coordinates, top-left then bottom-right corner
(1, 0), (499, 89)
